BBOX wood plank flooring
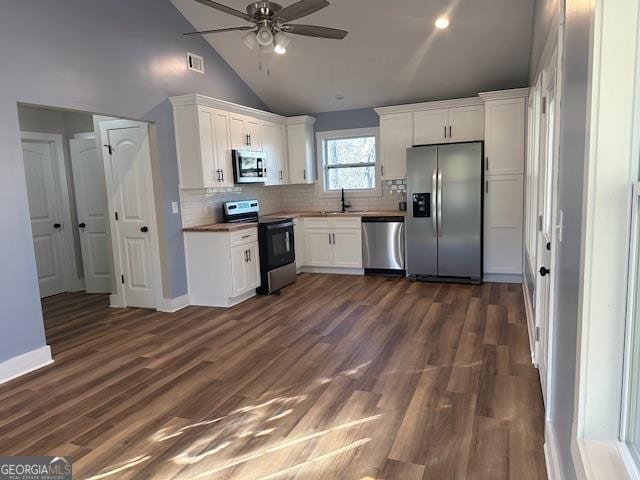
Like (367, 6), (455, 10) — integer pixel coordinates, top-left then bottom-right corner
(0, 274), (546, 479)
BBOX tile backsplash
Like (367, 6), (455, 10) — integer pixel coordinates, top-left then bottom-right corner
(179, 179), (407, 227)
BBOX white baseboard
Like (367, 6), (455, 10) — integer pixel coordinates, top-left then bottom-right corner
(299, 267), (365, 275)
(483, 273), (523, 283)
(0, 345), (53, 385)
(157, 293), (190, 313)
(545, 421), (563, 480)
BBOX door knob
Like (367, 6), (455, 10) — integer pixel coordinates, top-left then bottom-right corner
(53, 223), (61, 229)
(78, 222), (86, 228)
(539, 266), (550, 277)
(140, 226), (149, 233)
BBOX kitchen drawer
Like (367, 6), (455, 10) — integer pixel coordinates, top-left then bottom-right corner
(304, 217), (332, 229)
(332, 217), (362, 229)
(229, 228), (258, 247)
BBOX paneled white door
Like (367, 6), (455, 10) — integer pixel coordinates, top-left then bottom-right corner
(105, 123), (156, 308)
(70, 138), (112, 294)
(22, 140), (67, 297)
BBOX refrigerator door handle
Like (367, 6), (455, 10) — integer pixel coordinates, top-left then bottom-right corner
(437, 168), (443, 237)
(431, 167), (438, 236)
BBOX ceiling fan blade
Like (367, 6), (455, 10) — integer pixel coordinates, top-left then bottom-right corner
(193, 0), (256, 22)
(272, 0), (330, 23)
(184, 26), (254, 35)
(281, 24), (348, 39)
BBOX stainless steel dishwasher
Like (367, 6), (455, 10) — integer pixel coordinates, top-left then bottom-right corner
(362, 216), (405, 275)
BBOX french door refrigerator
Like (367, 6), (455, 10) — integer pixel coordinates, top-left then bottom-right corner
(406, 142), (482, 282)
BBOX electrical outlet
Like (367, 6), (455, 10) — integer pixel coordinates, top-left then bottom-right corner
(171, 201), (179, 214)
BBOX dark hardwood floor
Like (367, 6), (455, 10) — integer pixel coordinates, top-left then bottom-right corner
(0, 274), (546, 479)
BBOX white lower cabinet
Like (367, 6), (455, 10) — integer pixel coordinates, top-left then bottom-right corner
(304, 229), (333, 267)
(484, 174), (523, 275)
(184, 228), (260, 307)
(302, 217), (362, 270)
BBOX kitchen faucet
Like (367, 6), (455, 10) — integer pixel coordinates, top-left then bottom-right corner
(341, 188), (351, 213)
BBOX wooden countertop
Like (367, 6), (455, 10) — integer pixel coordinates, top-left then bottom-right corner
(265, 210), (407, 218)
(182, 222), (258, 232)
(183, 210), (406, 232)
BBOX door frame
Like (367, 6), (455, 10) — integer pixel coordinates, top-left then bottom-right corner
(97, 119), (163, 310)
(21, 131), (83, 294)
(533, 43), (563, 418)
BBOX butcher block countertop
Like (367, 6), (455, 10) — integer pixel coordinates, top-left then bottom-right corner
(265, 210), (407, 218)
(183, 210), (406, 232)
(182, 222), (258, 232)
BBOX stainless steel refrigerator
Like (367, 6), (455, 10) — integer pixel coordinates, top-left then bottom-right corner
(406, 142), (482, 282)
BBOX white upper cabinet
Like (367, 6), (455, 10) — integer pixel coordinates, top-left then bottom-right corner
(377, 98), (484, 180)
(379, 112), (413, 180)
(230, 113), (262, 151)
(448, 105), (485, 142)
(414, 108), (448, 145)
(482, 96), (526, 175)
(172, 103), (233, 188)
(261, 121), (289, 185)
(286, 116), (316, 184)
(170, 95), (312, 188)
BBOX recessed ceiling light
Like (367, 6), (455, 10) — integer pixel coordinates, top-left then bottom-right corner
(435, 17), (450, 29)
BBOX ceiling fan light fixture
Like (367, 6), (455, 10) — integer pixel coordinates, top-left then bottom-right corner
(274, 31), (290, 54)
(242, 31), (258, 49)
(435, 17), (450, 29)
(256, 26), (274, 46)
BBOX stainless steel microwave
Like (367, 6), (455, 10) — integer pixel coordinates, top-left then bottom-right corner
(232, 149), (266, 184)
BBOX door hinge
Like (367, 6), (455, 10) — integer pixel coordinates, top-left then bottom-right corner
(103, 144), (114, 155)
(115, 211), (119, 221)
(121, 274), (125, 285)
(535, 326), (540, 342)
(542, 97), (547, 114)
(537, 215), (543, 232)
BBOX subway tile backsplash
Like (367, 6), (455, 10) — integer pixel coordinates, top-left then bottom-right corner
(179, 180), (407, 228)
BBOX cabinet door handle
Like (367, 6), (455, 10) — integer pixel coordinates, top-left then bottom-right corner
(303, 169), (306, 180)
(485, 157), (489, 171)
(78, 222), (86, 228)
(241, 234), (251, 239)
(381, 165), (384, 177)
(279, 170), (283, 180)
(449, 125), (452, 138)
(444, 126), (447, 139)
(220, 169), (224, 182)
(328, 233), (332, 245)
(485, 181), (489, 193)
(244, 249), (248, 262)
(248, 249), (251, 262)
(332, 233), (336, 244)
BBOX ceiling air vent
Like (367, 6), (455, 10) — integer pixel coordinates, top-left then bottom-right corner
(187, 52), (204, 74)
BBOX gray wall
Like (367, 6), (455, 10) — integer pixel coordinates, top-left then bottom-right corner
(313, 107), (379, 132)
(0, 0), (265, 363)
(529, 0), (561, 82)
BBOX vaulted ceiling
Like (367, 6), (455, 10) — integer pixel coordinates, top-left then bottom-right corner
(171, 0), (535, 115)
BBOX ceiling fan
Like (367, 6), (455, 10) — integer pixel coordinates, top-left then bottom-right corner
(184, 0), (348, 54)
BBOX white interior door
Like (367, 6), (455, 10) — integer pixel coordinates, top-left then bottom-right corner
(22, 140), (68, 297)
(536, 53), (559, 407)
(104, 122), (157, 309)
(70, 137), (112, 294)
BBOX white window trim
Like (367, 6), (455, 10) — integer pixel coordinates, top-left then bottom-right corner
(315, 127), (381, 198)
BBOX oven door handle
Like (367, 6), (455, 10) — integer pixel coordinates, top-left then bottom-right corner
(266, 221), (294, 230)
(285, 231), (290, 251)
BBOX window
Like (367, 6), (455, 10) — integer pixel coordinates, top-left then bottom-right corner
(316, 128), (380, 195)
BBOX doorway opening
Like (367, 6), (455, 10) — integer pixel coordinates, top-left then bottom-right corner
(18, 104), (164, 352)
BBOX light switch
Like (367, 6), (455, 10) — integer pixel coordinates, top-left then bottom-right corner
(171, 201), (179, 214)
